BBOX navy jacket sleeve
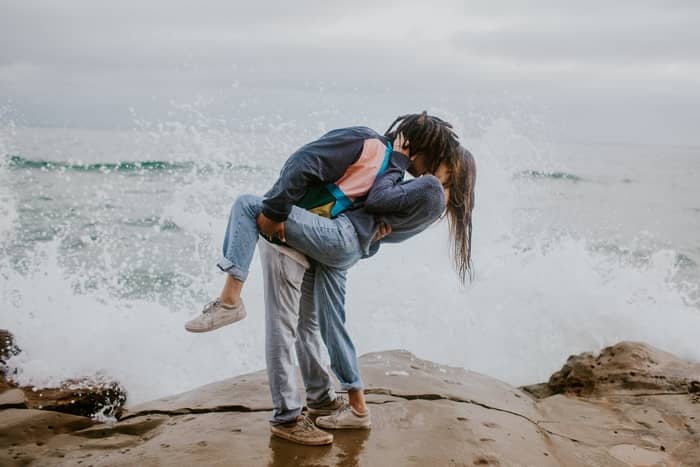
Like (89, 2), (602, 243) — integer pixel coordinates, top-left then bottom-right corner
(262, 128), (367, 222)
(364, 153), (446, 215)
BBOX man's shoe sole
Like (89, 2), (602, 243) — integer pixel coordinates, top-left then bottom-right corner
(315, 420), (371, 430)
(270, 430), (333, 446)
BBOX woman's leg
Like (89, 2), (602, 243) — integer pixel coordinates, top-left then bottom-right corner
(313, 265), (367, 413)
(283, 207), (362, 270)
(215, 194), (264, 304)
(187, 194), (363, 333)
(185, 194), (262, 332)
(295, 263), (336, 408)
(215, 195), (362, 305)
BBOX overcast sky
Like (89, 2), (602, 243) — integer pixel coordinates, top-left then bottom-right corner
(1, 0), (699, 145)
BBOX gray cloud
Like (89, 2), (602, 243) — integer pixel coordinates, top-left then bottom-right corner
(1, 0), (699, 144)
(450, 10), (700, 64)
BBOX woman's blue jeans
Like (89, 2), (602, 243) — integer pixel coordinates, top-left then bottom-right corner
(217, 194), (365, 392)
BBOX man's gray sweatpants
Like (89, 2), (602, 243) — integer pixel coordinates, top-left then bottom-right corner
(259, 239), (337, 424)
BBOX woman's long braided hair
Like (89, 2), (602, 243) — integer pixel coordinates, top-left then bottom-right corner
(384, 112), (476, 283)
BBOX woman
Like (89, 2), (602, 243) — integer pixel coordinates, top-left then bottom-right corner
(185, 115), (476, 438)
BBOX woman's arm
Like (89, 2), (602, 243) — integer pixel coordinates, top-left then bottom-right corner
(364, 163), (444, 215)
(362, 153), (409, 213)
(363, 174), (446, 256)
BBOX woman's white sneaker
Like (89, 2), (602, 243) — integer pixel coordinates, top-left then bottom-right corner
(315, 405), (371, 430)
(185, 298), (246, 333)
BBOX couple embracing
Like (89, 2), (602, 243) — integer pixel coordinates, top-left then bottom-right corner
(184, 112), (476, 446)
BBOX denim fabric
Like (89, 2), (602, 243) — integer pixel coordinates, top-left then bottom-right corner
(259, 240), (337, 424)
(311, 264), (365, 390)
(217, 194), (362, 279)
(219, 194), (365, 397)
(217, 194), (262, 281)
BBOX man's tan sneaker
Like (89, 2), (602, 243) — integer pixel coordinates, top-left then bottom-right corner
(185, 298), (246, 333)
(270, 415), (333, 446)
(315, 406), (371, 430)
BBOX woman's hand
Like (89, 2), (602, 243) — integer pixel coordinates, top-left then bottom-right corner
(393, 132), (410, 158)
(372, 222), (392, 242)
(256, 213), (286, 242)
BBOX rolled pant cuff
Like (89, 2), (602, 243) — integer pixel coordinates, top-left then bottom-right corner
(270, 407), (302, 425)
(340, 381), (364, 391)
(216, 257), (248, 281)
(307, 388), (336, 408)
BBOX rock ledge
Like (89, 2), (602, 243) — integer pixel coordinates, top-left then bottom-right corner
(1, 341), (699, 466)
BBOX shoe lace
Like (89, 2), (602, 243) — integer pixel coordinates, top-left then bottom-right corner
(337, 405), (353, 418)
(202, 299), (221, 314)
(294, 416), (317, 433)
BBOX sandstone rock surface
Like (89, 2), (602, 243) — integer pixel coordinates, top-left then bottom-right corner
(523, 341), (700, 398)
(1, 342), (699, 466)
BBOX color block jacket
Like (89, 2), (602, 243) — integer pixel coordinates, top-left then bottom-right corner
(263, 126), (446, 257)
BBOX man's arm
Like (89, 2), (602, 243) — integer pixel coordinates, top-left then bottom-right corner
(261, 128), (369, 223)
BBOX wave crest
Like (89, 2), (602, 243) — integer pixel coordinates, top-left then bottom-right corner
(6, 155), (193, 172)
(515, 170), (583, 182)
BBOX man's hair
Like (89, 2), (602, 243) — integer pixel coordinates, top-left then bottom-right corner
(384, 111), (460, 172)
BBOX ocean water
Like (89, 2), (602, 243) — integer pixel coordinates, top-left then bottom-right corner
(1, 118), (699, 406)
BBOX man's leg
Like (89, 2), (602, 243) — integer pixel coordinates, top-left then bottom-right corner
(258, 240), (333, 445)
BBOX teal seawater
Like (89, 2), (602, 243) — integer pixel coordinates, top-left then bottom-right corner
(6, 154), (194, 172)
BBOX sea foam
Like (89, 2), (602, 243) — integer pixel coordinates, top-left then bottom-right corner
(1, 116), (698, 405)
